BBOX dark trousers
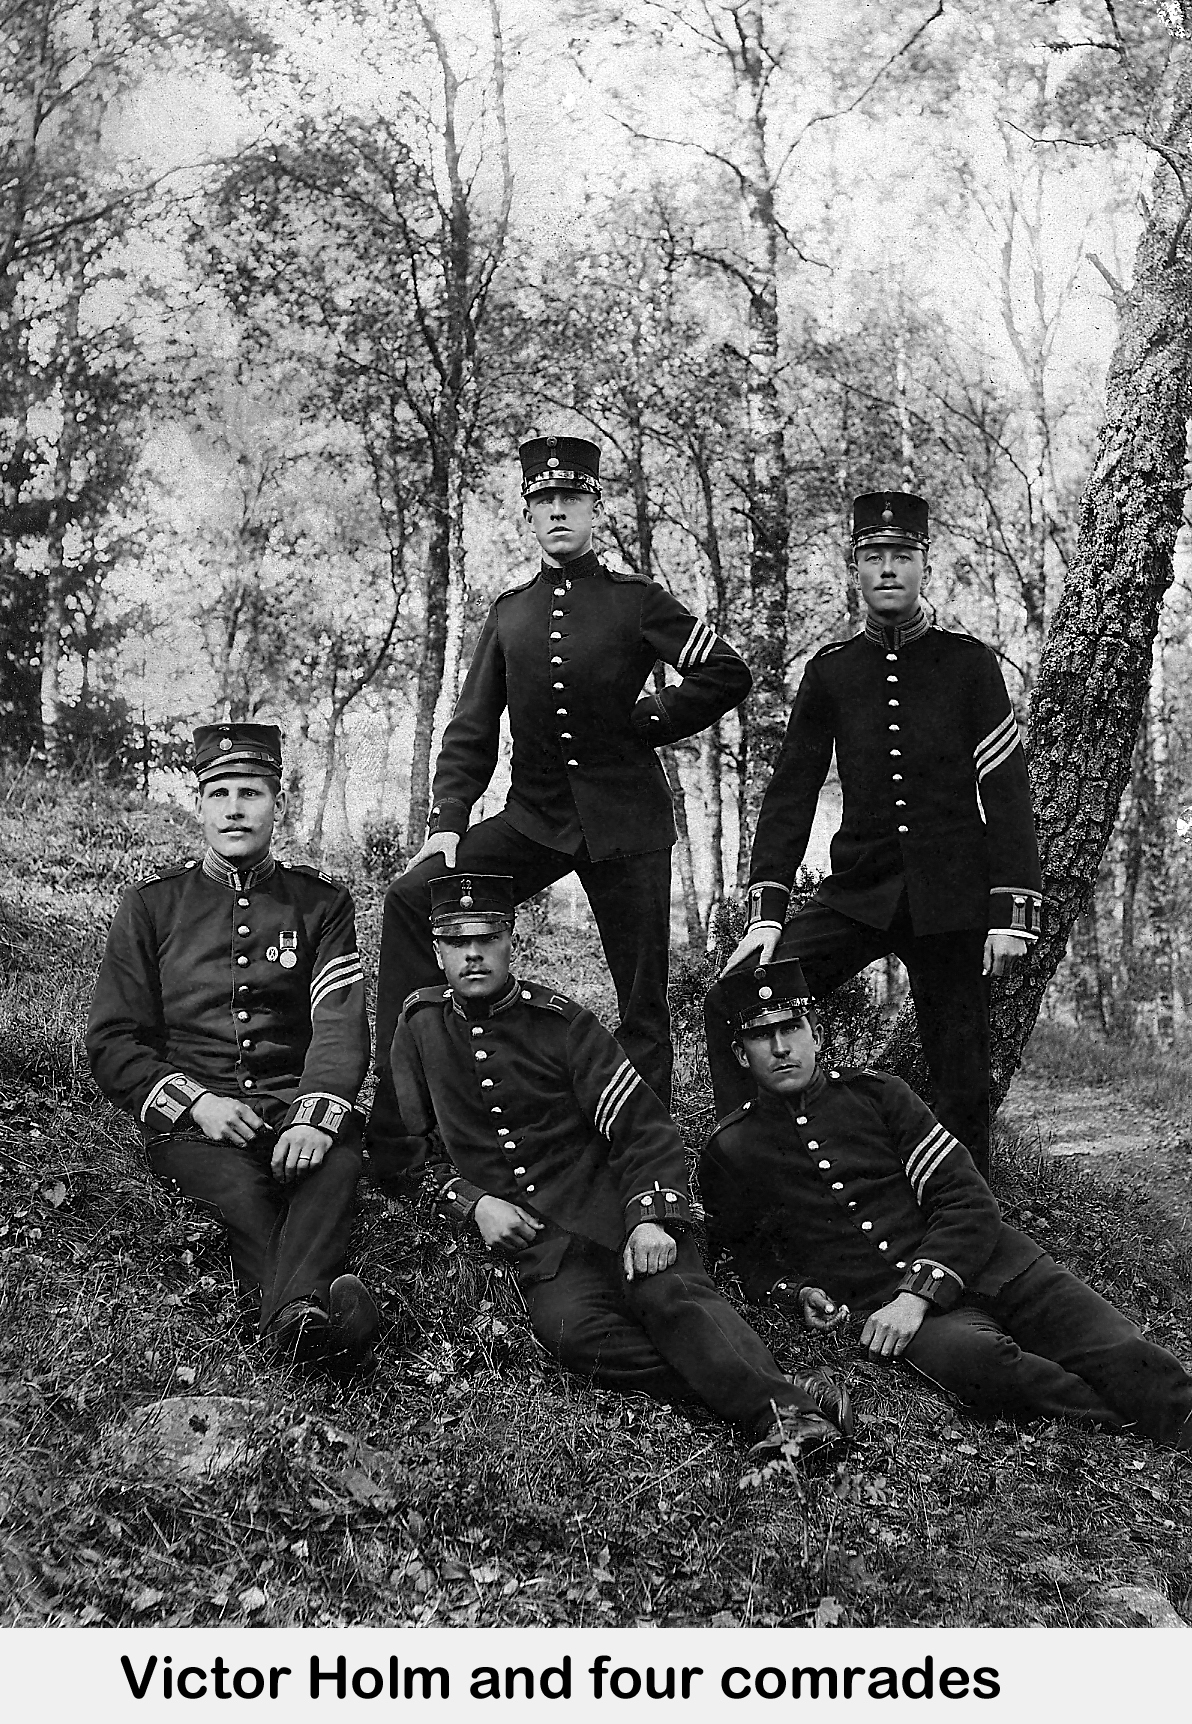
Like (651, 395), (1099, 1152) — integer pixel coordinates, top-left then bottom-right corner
(904, 1254), (1192, 1444)
(521, 1234), (817, 1433)
(705, 899), (991, 1179)
(369, 814), (674, 1175)
(147, 1127), (364, 1332)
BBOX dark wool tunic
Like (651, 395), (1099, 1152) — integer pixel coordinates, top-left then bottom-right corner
(698, 1066), (1040, 1316)
(747, 614), (1043, 937)
(428, 550), (751, 860)
(87, 850), (368, 1141)
(392, 976), (692, 1282)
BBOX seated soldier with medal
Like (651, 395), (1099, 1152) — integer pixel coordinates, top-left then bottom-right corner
(390, 872), (854, 1471)
(86, 723), (379, 1368)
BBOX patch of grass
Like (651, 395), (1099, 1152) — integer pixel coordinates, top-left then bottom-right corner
(1, 768), (1190, 1628)
(1024, 1018), (1192, 1126)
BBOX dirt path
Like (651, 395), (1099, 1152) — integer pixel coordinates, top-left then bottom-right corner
(1001, 1071), (1192, 1217)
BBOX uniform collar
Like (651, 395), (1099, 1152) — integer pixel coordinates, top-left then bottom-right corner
(539, 549), (600, 581)
(864, 606), (930, 650)
(201, 847), (277, 892)
(450, 975), (522, 1020)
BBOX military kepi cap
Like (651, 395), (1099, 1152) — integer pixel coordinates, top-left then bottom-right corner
(721, 958), (814, 1033)
(193, 723), (283, 788)
(519, 434), (601, 498)
(852, 491), (930, 550)
(429, 873), (516, 938)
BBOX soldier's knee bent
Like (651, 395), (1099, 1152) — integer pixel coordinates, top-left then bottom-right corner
(531, 1304), (606, 1375)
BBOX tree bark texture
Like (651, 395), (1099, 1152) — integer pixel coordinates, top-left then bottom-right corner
(985, 32), (1192, 1104)
(880, 26), (1192, 1112)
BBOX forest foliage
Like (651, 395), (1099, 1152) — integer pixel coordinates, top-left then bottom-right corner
(3, 0), (1192, 1048)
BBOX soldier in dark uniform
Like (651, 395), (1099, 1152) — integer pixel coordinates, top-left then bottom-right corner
(699, 960), (1192, 1446)
(390, 873), (853, 1469)
(87, 723), (379, 1367)
(369, 434), (752, 1183)
(704, 491), (1043, 1180)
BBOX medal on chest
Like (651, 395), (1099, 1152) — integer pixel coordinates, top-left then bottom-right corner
(279, 929), (298, 969)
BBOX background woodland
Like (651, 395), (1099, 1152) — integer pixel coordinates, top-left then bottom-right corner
(5, 0), (1192, 1065)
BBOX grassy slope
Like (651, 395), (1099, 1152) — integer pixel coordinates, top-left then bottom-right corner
(1, 770), (1189, 1629)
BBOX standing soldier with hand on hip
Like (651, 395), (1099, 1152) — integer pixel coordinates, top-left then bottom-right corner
(704, 493), (1042, 1181)
(87, 723), (379, 1368)
(368, 434), (752, 1186)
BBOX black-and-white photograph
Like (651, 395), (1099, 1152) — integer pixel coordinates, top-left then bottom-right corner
(2, 0), (1191, 1679)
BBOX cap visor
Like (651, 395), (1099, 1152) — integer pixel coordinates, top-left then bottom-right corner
(736, 1000), (813, 1032)
(197, 759), (280, 785)
(431, 914), (514, 938)
(852, 528), (927, 548)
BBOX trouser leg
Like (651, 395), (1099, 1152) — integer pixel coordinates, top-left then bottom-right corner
(148, 1130), (364, 1331)
(523, 1237), (817, 1429)
(902, 1299), (1124, 1429)
(148, 1136), (285, 1323)
(262, 1128), (365, 1329)
(368, 816), (569, 1173)
(897, 928), (991, 1181)
(625, 1237), (818, 1427)
(581, 848), (674, 1108)
(993, 1256), (1192, 1445)
(703, 902), (888, 1118)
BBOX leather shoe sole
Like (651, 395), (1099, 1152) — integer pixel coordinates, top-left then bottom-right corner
(266, 1299), (330, 1366)
(328, 1273), (381, 1365)
(746, 1410), (847, 1468)
(788, 1367), (855, 1439)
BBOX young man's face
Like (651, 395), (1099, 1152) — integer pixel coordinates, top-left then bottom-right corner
(733, 1012), (823, 1097)
(434, 926), (514, 1000)
(854, 541), (929, 625)
(523, 488), (598, 564)
(197, 776), (283, 865)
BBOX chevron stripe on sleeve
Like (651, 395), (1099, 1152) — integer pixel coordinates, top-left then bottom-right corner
(595, 1058), (643, 1138)
(904, 1120), (962, 1201)
(974, 711), (1022, 783)
(310, 952), (365, 1015)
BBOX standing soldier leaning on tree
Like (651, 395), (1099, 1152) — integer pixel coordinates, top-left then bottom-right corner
(367, 433), (752, 1188)
(86, 723), (379, 1369)
(704, 492), (1043, 1182)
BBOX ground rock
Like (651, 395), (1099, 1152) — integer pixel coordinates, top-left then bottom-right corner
(1091, 1583), (1189, 1628)
(103, 1397), (410, 1506)
(103, 1395), (272, 1482)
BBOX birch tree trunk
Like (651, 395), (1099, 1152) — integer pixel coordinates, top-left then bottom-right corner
(736, 0), (790, 850)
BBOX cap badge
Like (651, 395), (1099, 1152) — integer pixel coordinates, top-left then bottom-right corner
(547, 456), (559, 468)
(219, 737), (233, 751)
(758, 985), (773, 1000)
(459, 876), (474, 910)
(547, 435), (557, 447)
(881, 502), (894, 524)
